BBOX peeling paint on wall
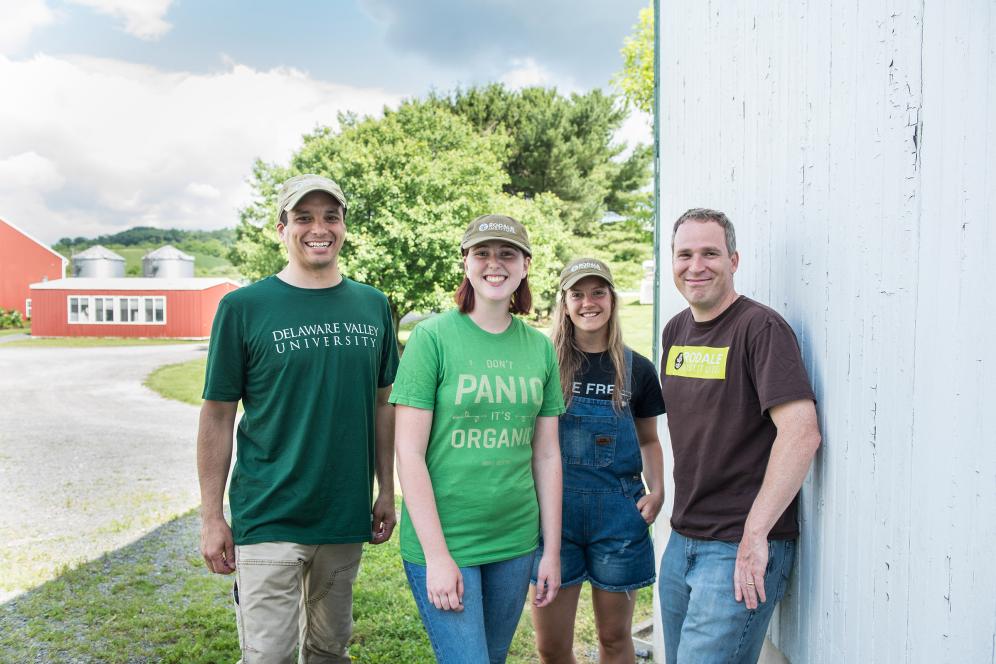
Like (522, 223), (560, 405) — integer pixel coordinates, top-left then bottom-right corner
(657, 0), (996, 661)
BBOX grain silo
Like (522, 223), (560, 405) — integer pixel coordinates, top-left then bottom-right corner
(71, 245), (125, 278)
(142, 245), (194, 278)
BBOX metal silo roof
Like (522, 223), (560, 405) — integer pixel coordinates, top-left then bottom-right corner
(142, 245), (194, 261)
(72, 245), (125, 261)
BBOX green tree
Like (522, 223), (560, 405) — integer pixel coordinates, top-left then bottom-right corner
(615, 4), (655, 114)
(431, 84), (652, 235)
(229, 160), (293, 281)
(54, 228), (235, 257)
(234, 101), (574, 327)
(570, 219), (653, 290)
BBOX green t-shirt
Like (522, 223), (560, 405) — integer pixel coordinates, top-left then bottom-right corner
(203, 275), (399, 545)
(389, 310), (565, 566)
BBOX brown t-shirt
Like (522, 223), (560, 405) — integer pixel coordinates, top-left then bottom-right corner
(660, 296), (815, 541)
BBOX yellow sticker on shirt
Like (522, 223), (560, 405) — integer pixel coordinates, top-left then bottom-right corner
(665, 345), (729, 380)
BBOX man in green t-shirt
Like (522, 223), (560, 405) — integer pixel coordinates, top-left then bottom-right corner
(197, 174), (399, 664)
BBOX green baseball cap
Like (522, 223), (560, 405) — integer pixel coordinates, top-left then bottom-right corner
(559, 257), (615, 290)
(276, 174), (347, 224)
(460, 214), (531, 256)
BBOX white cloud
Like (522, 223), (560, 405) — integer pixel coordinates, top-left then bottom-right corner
(0, 53), (400, 243)
(0, 152), (64, 191)
(0, 0), (55, 54)
(185, 183), (221, 200)
(499, 58), (551, 89)
(68, 0), (174, 40)
(614, 107), (653, 155)
(497, 57), (584, 96)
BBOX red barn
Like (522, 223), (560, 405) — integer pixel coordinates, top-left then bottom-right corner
(29, 277), (240, 338)
(0, 217), (68, 318)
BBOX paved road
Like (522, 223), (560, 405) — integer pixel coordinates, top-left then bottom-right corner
(0, 344), (209, 601)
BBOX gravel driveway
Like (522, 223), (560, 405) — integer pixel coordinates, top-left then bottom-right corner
(0, 344), (209, 601)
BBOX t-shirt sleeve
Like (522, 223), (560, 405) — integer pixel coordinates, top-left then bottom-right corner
(630, 352), (666, 418)
(388, 324), (441, 410)
(378, 296), (400, 388)
(538, 337), (567, 417)
(658, 317), (679, 385)
(748, 318), (817, 414)
(202, 298), (245, 402)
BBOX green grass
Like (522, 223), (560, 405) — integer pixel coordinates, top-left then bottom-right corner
(145, 358), (208, 406)
(0, 508), (651, 663)
(616, 296), (655, 360)
(1, 512), (242, 663)
(0, 326), (30, 338)
(2, 337), (205, 348)
(125, 302), (657, 661)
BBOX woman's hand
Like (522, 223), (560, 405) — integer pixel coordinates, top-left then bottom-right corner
(637, 490), (664, 524)
(532, 552), (561, 608)
(426, 555), (464, 611)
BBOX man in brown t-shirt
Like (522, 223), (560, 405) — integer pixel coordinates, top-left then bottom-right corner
(658, 208), (821, 664)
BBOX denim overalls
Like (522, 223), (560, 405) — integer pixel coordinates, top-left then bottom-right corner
(533, 348), (656, 591)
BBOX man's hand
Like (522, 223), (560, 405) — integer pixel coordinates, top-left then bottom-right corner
(636, 490), (664, 524)
(426, 555), (464, 611)
(532, 552), (561, 608)
(201, 516), (236, 575)
(370, 491), (397, 545)
(733, 532), (768, 610)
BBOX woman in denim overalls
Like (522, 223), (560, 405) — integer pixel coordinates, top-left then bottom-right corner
(531, 258), (666, 663)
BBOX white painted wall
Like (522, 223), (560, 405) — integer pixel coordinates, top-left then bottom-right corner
(654, 1), (996, 661)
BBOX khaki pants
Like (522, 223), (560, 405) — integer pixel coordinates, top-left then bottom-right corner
(233, 541), (364, 664)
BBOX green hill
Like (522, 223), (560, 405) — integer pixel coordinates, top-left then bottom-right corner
(54, 228), (242, 279)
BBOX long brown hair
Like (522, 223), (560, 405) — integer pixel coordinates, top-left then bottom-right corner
(550, 282), (627, 412)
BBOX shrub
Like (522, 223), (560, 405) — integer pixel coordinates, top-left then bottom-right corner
(0, 308), (25, 329)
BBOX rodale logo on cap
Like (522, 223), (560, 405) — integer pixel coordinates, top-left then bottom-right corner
(559, 257), (615, 290)
(462, 214), (531, 255)
(478, 222), (517, 235)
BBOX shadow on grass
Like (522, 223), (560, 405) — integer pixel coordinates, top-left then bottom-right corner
(0, 507), (646, 663)
(0, 510), (436, 664)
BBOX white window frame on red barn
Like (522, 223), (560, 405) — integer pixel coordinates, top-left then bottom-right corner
(66, 295), (166, 325)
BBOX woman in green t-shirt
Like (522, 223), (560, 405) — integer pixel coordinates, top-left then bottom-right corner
(391, 214), (565, 663)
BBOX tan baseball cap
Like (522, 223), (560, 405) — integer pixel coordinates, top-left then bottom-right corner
(560, 257), (615, 290)
(460, 214), (531, 256)
(276, 174), (347, 224)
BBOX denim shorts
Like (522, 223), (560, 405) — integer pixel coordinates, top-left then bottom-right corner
(531, 476), (655, 592)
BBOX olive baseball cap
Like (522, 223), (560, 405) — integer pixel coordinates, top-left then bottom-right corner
(560, 257), (615, 290)
(276, 174), (347, 224)
(460, 214), (531, 256)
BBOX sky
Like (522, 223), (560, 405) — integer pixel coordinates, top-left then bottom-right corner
(0, 0), (651, 245)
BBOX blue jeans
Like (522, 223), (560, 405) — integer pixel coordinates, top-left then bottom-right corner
(404, 553), (533, 664)
(659, 530), (795, 664)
